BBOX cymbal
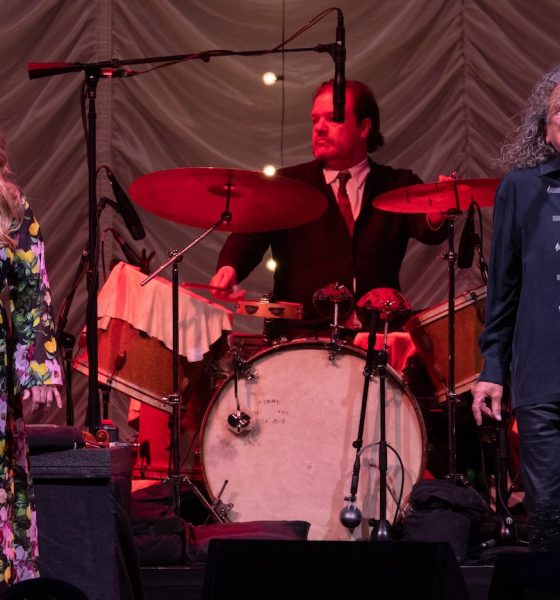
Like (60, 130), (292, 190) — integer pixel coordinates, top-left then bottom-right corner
(372, 178), (500, 213)
(129, 167), (327, 232)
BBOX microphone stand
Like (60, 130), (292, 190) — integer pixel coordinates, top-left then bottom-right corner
(83, 67), (102, 432)
(28, 39), (339, 433)
(340, 309), (393, 540)
(54, 197), (124, 426)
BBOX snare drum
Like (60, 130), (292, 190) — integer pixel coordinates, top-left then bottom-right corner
(403, 286), (486, 401)
(201, 339), (427, 541)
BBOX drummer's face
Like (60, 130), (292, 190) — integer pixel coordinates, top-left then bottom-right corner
(546, 85), (560, 152)
(311, 88), (371, 170)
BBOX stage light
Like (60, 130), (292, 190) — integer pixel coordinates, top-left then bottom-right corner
(263, 165), (276, 177)
(262, 72), (284, 86)
(266, 258), (277, 272)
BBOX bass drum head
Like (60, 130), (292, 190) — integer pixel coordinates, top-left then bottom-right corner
(201, 339), (427, 541)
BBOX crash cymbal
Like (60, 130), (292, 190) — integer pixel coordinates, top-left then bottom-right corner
(129, 167), (327, 232)
(372, 178), (500, 213)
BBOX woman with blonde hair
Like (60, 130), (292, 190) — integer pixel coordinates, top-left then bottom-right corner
(0, 133), (62, 587)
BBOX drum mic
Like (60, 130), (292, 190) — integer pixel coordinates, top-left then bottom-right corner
(458, 201), (476, 269)
(339, 501), (362, 531)
(105, 166), (146, 240)
(107, 227), (143, 267)
(227, 410), (253, 434)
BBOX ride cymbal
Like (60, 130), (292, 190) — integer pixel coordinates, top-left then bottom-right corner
(373, 178), (500, 213)
(129, 167), (327, 232)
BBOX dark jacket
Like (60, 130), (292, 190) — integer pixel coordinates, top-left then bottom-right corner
(218, 158), (446, 329)
(480, 155), (560, 408)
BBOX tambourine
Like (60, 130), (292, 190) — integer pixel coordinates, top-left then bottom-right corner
(235, 299), (303, 320)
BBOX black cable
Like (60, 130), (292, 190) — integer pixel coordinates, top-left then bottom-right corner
(359, 440), (406, 527)
(386, 442), (405, 526)
(280, 0), (286, 168)
(131, 8), (338, 77)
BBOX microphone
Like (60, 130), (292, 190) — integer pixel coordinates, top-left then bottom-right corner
(333, 10), (346, 123)
(458, 201), (476, 269)
(108, 228), (142, 267)
(339, 501), (362, 530)
(105, 167), (146, 240)
(227, 410), (253, 435)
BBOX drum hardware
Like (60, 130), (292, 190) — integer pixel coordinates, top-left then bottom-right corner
(205, 480), (234, 525)
(227, 343), (255, 435)
(313, 282), (353, 359)
(139, 200), (233, 519)
(374, 175), (499, 486)
(340, 289), (412, 540)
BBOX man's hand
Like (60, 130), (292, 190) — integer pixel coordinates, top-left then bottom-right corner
(472, 380), (503, 426)
(23, 385), (63, 414)
(209, 266), (246, 302)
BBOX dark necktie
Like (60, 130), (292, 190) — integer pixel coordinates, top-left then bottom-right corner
(336, 170), (354, 235)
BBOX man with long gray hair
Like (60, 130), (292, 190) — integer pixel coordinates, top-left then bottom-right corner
(473, 64), (560, 551)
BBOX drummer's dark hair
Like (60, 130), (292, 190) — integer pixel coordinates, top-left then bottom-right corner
(314, 80), (385, 153)
(500, 64), (560, 170)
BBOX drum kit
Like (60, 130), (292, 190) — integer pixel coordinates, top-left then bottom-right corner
(124, 167), (500, 540)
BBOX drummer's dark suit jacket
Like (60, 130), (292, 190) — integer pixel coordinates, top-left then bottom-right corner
(217, 158), (446, 332)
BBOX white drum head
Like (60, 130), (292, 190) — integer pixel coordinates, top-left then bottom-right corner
(201, 340), (426, 541)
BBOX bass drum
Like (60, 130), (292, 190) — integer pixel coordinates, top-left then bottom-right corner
(201, 339), (427, 541)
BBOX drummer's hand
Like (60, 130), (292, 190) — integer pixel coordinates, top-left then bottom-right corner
(438, 173), (455, 181)
(210, 266), (246, 302)
(471, 380), (503, 426)
(23, 385), (63, 414)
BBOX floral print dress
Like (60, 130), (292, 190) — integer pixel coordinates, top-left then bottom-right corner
(0, 199), (62, 588)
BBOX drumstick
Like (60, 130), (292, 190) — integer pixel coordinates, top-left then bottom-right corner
(181, 281), (229, 291)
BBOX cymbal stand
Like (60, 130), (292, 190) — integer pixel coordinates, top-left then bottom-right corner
(443, 183), (468, 484)
(141, 210), (231, 520)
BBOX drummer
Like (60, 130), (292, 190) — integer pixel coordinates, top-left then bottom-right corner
(210, 79), (446, 337)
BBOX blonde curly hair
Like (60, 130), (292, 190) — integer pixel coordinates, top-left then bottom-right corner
(0, 134), (24, 249)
